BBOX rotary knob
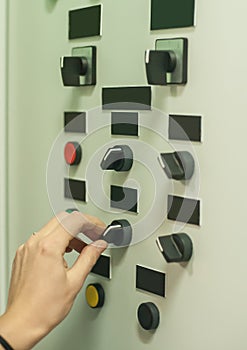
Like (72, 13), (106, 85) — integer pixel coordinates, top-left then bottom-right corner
(156, 233), (193, 263)
(145, 50), (177, 85)
(60, 56), (88, 86)
(100, 145), (133, 172)
(101, 219), (132, 247)
(137, 302), (160, 330)
(158, 151), (194, 180)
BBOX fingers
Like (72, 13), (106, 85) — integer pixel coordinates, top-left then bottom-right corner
(65, 247), (73, 253)
(48, 212), (88, 251)
(81, 213), (105, 228)
(49, 211), (106, 252)
(36, 212), (69, 238)
(31, 211), (106, 255)
(68, 240), (108, 291)
(63, 258), (68, 269)
(78, 214), (106, 241)
(68, 238), (87, 254)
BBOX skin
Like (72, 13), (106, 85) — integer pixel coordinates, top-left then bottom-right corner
(0, 211), (108, 350)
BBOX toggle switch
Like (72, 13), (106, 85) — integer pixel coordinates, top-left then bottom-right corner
(145, 50), (176, 85)
(156, 233), (193, 263)
(145, 38), (188, 85)
(100, 145), (133, 172)
(64, 142), (82, 165)
(60, 46), (96, 86)
(158, 151), (194, 180)
(101, 219), (132, 246)
(137, 302), (160, 330)
(85, 283), (105, 308)
(61, 57), (87, 86)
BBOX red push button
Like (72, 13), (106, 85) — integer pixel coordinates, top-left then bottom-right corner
(64, 142), (82, 165)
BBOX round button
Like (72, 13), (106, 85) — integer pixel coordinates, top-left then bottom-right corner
(64, 142), (82, 165)
(137, 302), (160, 330)
(85, 283), (105, 308)
(66, 208), (79, 214)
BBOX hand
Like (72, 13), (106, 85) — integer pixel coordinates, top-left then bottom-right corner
(0, 211), (107, 350)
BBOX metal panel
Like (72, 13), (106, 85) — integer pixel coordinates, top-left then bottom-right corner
(7, 0), (247, 349)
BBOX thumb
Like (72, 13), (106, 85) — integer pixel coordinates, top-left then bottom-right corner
(68, 240), (107, 291)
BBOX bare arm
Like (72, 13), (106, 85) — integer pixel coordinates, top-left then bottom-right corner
(0, 211), (107, 350)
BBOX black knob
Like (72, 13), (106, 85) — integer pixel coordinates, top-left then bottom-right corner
(101, 219), (132, 246)
(137, 302), (160, 330)
(158, 151), (195, 180)
(156, 233), (193, 263)
(100, 145), (133, 172)
(145, 50), (176, 85)
(60, 56), (88, 86)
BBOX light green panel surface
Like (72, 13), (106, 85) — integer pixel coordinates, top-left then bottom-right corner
(7, 0), (247, 349)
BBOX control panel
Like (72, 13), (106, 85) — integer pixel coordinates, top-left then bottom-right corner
(7, 0), (247, 349)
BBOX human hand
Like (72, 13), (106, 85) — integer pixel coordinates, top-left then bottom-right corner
(0, 211), (107, 350)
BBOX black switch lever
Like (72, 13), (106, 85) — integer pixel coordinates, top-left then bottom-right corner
(158, 151), (194, 180)
(145, 50), (176, 85)
(101, 219), (132, 246)
(100, 145), (133, 172)
(156, 233), (193, 263)
(60, 56), (88, 86)
(61, 46), (97, 87)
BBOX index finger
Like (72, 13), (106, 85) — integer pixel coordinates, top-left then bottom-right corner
(47, 211), (106, 252)
(36, 211), (69, 238)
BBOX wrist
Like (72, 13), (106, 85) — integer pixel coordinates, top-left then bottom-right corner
(0, 307), (47, 350)
(0, 335), (14, 350)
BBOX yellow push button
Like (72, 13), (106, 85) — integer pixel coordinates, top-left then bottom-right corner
(85, 283), (105, 308)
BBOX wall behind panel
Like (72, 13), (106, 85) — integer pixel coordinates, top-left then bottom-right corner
(0, 0), (8, 313)
(7, 0), (247, 350)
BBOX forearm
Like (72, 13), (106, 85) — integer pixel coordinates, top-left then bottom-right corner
(0, 342), (7, 350)
(0, 310), (46, 350)
(0, 333), (14, 350)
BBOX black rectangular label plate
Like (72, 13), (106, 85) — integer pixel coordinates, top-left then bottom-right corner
(64, 112), (86, 133)
(64, 178), (86, 202)
(136, 265), (166, 297)
(169, 114), (202, 142)
(151, 0), (195, 30)
(91, 255), (111, 279)
(69, 5), (101, 39)
(168, 195), (200, 226)
(111, 185), (138, 213)
(102, 87), (151, 110)
(111, 112), (139, 136)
